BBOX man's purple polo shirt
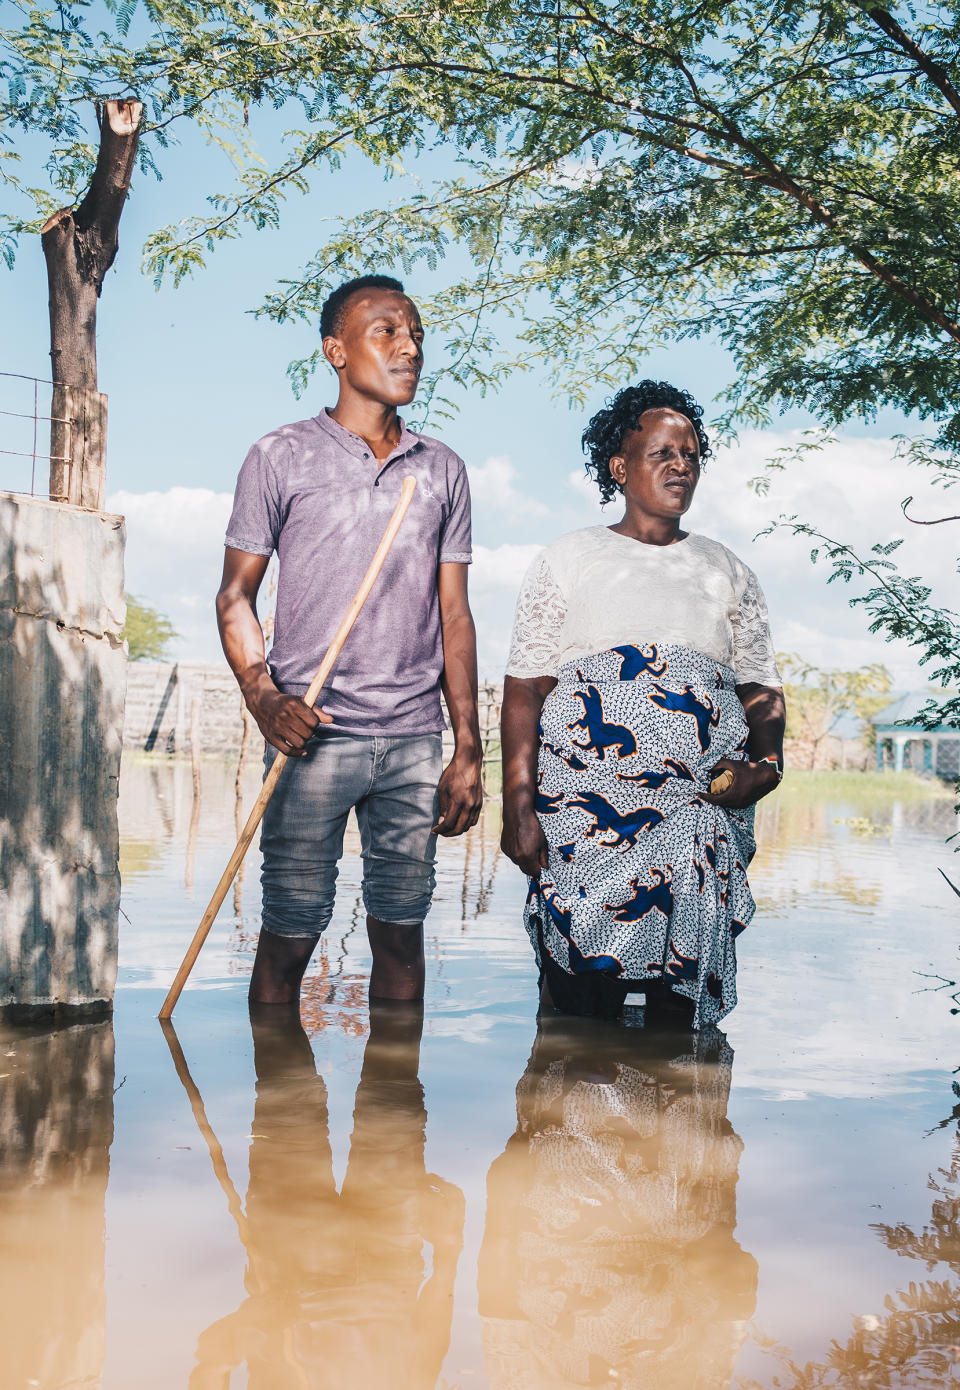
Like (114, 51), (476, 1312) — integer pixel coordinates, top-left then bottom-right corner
(225, 409), (472, 736)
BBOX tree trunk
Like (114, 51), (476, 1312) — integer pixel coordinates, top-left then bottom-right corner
(41, 99), (143, 392)
(49, 384), (108, 508)
(809, 734), (820, 771)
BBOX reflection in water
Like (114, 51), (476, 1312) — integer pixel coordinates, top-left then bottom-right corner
(105, 757), (960, 1383)
(460, 811), (500, 929)
(232, 707), (256, 919)
(185, 768), (201, 891)
(479, 1021), (756, 1388)
(0, 1022), (114, 1389)
(752, 784), (954, 916)
(744, 1082), (960, 1389)
(173, 1006), (464, 1389)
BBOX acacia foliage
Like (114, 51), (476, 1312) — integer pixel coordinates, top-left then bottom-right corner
(123, 593), (177, 660)
(3, 1), (960, 433)
(770, 518), (960, 732)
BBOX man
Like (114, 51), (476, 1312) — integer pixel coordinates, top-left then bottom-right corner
(218, 274), (483, 1006)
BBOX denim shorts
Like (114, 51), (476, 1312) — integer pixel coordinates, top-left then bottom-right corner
(259, 730), (442, 938)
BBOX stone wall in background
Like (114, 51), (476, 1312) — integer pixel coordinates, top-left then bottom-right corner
(0, 492), (126, 1021)
(124, 663), (504, 778)
(123, 660), (247, 755)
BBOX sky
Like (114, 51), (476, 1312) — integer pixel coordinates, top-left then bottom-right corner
(3, 102), (957, 689)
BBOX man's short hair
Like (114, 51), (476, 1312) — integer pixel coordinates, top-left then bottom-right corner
(319, 274), (406, 340)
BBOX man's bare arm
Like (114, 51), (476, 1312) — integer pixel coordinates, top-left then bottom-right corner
(434, 562), (483, 836)
(216, 547), (328, 755)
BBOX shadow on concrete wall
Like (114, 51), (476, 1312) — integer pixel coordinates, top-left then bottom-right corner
(0, 493), (125, 1019)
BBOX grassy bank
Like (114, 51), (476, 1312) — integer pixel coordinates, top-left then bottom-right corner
(480, 763), (955, 803)
(778, 769), (955, 800)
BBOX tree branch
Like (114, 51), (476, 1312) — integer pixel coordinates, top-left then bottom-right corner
(40, 97), (143, 388)
(939, 867), (960, 899)
(76, 99), (143, 246)
(901, 496), (960, 526)
(172, 110), (397, 253)
(368, 53), (960, 344)
(866, 6), (960, 119)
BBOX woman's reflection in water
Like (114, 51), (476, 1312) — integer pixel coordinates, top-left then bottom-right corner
(190, 1004), (464, 1389)
(479, 1019), (757, 1388)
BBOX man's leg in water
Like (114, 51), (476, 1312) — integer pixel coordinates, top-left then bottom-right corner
(254, 734), (371, 1006)
(249, 928), (320, 1005)
(357, 734), (442, 1003)
(365, 917), (425, 1001)
(250, 914), (426, 1005)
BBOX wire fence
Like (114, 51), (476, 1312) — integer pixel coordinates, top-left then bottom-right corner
(0, 370), (72, 499)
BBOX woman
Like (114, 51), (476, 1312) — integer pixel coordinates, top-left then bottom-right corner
(500, 381), (785, 1028)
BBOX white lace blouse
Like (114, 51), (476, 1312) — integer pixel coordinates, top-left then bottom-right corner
(506, 525), (781, 686)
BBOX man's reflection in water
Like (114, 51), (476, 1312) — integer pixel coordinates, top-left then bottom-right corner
(191, 1004), (464, 1389)
(0, 1021), (114, 1390)
(479, 1019), (757, 1388)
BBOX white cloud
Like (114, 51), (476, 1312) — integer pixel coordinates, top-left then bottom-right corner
(467, 454), (551, 517)
(108, 486), (232, 662)
(691, 431), (957, 684)
(471, 541), (541, 591)
(565, 466), (609, 514)
(544, 155), (604, 189)
(471, 542), (541, 677)
(110, 486), (232, 550)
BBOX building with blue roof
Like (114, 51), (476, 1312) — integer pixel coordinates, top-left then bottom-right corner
(871, 693), (959, 777)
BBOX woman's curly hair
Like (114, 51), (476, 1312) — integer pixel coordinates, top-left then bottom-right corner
(581, 380), (712, 505)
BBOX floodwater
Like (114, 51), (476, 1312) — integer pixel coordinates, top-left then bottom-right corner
(2, 756), (959, 1388)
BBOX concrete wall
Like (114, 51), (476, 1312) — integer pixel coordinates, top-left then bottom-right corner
(0, 492), (126, 1020)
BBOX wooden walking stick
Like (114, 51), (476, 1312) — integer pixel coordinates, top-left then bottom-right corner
(159, 475), (419, 1020)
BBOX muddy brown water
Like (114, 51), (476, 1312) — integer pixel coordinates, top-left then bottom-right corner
(2, 758), (959, 1388)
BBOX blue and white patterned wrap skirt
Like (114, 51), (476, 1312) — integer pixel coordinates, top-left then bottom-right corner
(525, 642), (757, 1027)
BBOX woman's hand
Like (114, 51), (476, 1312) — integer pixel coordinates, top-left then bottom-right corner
(501, 803), (549, 879)
(702, 757), (780, 810)
(500, 673), (557, 878)
(710, 681), (786, 809)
